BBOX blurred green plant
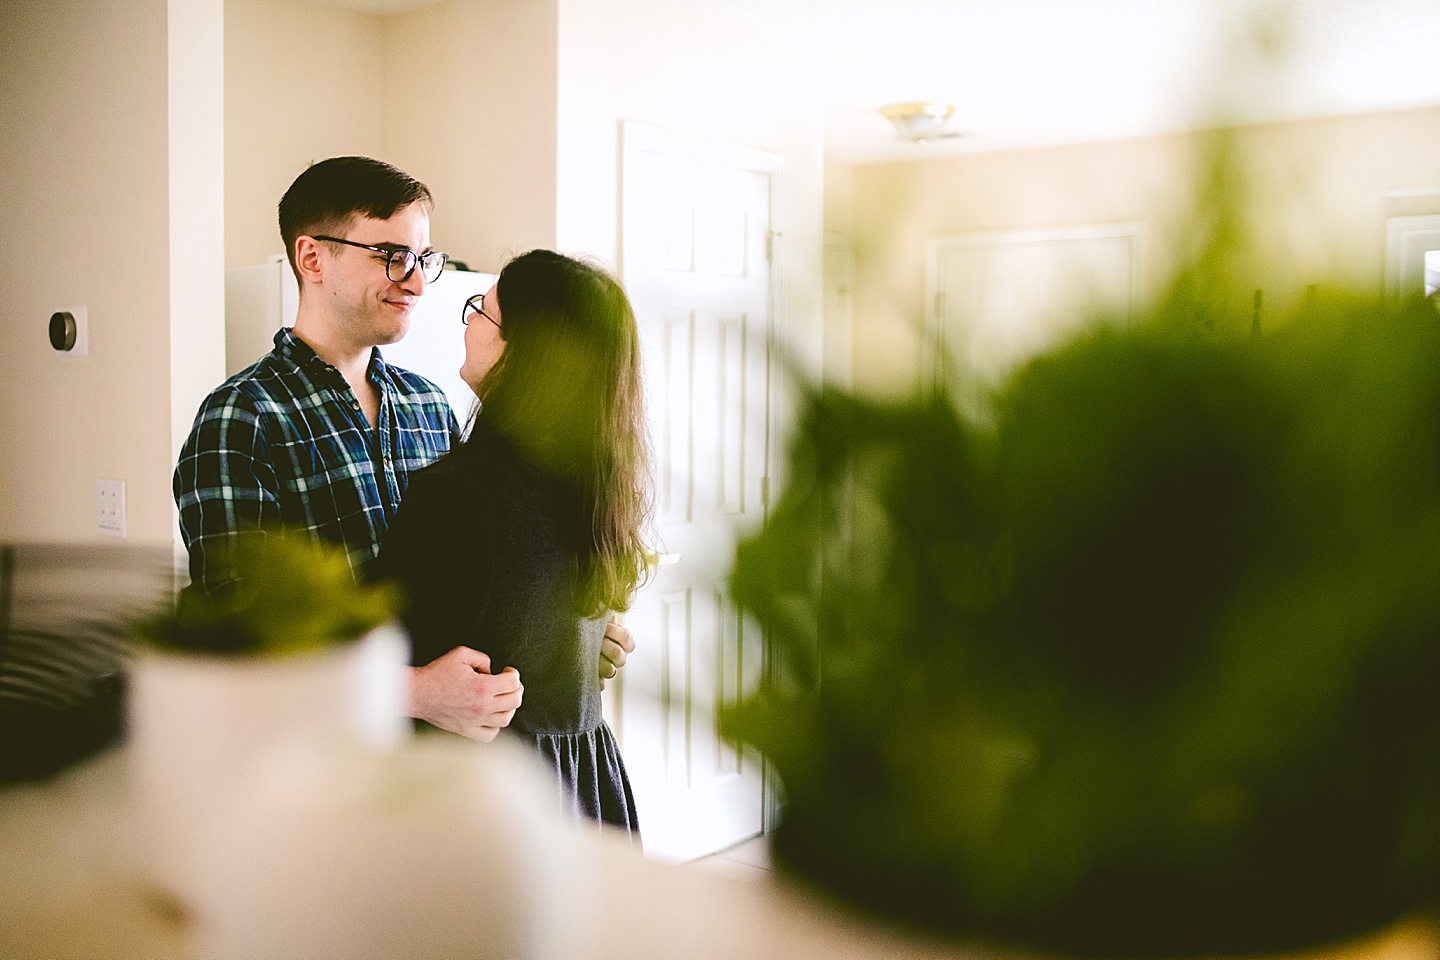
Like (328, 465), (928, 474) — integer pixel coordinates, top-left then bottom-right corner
(136, 531), (402, 657)
(725, 242), (1440, 954)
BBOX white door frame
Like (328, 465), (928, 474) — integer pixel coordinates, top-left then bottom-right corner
(823, 230), (855, 392)
(1385, 214), (1440, 298)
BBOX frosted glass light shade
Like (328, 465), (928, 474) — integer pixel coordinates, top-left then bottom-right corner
(881, 101), (958, 142)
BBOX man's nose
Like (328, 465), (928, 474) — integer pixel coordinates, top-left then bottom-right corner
(399, 264), (427, 295)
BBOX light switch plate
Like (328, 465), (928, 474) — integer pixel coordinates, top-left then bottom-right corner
(95, 479), (125, 538)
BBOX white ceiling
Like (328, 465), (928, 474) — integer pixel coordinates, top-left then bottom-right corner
(314, 0), (1440, 164)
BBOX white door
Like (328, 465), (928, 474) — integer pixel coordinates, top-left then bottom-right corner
(614, 122), (777, 861)
(927, 223), (1144, 385)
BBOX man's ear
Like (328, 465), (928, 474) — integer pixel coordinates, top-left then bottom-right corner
(294, 236), (326, 287)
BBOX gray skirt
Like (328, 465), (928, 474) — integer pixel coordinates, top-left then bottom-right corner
(515, 719), (640, 840)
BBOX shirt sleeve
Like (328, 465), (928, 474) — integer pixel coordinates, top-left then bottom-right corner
(173, 386), (284, 594)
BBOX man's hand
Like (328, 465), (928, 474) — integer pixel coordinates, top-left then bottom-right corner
(599, 614), (636, 690)
(409, 646), (522, 742)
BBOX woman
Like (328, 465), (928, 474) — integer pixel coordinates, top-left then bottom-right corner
(372, 250), (652, 836)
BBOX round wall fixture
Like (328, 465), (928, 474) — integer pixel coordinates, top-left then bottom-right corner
(49, 311), (78, 351)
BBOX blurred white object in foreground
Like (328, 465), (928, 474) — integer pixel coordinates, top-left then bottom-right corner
(0, 743), (977, 959)
(197, 736), (585, 959)
(2, 607), (979, 959)
(127, 622), (410, 903)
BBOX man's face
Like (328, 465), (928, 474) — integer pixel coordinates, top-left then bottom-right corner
(318, 201), (433, 349)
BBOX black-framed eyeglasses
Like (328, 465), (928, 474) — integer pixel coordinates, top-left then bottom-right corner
(311, 235), (448, 283)
(462, 293), (501, 329)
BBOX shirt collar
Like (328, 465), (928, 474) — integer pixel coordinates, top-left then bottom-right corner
(368, 346), (393, 386)
(274, 327), (387, 386)
(274, 327), (331, 379)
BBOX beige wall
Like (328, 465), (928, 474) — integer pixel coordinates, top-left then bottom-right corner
(555, 0), (828, 390)
(225, 0), (557, 274)
(0, 0), (224, 545)
(381, 0), (558, 273)
(823, 161), (855, 239)
(226, 0), (829, 389)
(845, 106), (1440, 394)
(224, 0), (388, 269)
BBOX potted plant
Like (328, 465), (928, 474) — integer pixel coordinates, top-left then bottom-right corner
(723, 134), (1440, 958)
(127, 530), (407, 901)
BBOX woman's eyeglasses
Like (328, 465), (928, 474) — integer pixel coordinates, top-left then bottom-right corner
(462, 293), (501, 329)
(311, 235), (448, 283)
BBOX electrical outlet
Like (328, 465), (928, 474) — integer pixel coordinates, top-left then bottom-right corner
(95, 479), (126, 538)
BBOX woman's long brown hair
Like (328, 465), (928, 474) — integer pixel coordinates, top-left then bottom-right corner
(468, 250), (654, 616)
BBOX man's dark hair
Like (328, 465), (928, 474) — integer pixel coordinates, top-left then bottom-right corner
(277, 156), (433, 281)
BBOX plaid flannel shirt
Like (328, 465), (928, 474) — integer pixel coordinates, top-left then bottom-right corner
(175, 328), (459, 593)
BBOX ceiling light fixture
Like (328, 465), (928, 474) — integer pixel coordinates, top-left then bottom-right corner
(881, 101), (962, 143)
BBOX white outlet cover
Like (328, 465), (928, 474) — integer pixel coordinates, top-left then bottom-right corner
(54, 304), (89, 358)
(95, 478), (126, 538)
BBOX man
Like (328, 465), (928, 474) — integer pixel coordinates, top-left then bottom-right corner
(175, 157), (632, 741)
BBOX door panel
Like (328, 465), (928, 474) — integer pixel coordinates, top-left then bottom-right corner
(928, 223), (1143, 384)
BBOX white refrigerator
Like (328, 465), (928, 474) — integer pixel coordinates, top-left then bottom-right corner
(224, 256), (496, 425)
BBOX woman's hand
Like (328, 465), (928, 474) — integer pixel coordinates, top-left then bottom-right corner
(409, 647), (523, 742)
(599, 615), (636, 690)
